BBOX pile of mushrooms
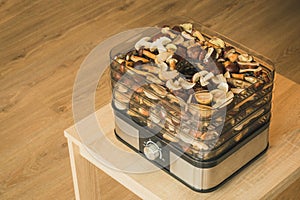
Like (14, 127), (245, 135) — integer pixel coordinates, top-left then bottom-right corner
(111, 22), (269, 151)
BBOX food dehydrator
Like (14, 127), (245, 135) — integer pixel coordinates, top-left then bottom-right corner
(109, 20), (274, 192)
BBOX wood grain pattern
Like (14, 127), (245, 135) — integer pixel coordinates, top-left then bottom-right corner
(275, 177), (300, 200)
(70, 140), (139, 200)
(0, 0), (299, 199)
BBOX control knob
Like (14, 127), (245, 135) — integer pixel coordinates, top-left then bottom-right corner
(143, 140), (161, 160)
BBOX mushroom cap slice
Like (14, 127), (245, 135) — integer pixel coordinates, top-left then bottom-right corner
(114, 99), (127, 110)
(159, 70), (179, 81)
(150, 83), (168, 98)
(135, 37), (152, 50)
(180, 23), (193, 33)
(156, 51), (173, 63)
(144, 89), (159, 100)
(194, 91), (213, 105)
(178, 77), (195, 89)
(238, 53), (253, 62)
(166, 79), (181, 91)
(209, 37), (225, 48)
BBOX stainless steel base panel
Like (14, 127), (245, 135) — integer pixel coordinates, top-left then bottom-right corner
(115, 116), (269, 192)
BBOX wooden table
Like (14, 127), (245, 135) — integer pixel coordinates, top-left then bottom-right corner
(64, 73), (300, 199)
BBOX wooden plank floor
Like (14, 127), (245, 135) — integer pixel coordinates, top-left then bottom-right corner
(0, 0), (299, 199)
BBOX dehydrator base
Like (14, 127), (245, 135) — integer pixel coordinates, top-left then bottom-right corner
(114, 124), (269, 192)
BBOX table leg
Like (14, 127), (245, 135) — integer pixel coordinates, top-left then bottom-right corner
(67, 139), (140, 200)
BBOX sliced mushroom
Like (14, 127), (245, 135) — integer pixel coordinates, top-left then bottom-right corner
(163, 133), (179, 142)
(161, 27), (177, 39)
(245, 76), (259, 83)
(142, 49), (156, 60)
(177, 129), (192, 143)
(181, 31), (195, 40)
(231, 73), (245, 80)
(156, 51), (173, 63)
(167, 93), (180, 104)
(142, 98), (155, 107)
(178, 77), (196, 89)
(209, 37), (225, 48)
(202, 72), (214, 82)
(114, 90), (130, 103)
(150, 36), (172, 53)
(150, 83), (168, 98)
(214, 91), (234, 108)
(228, 53), (238, 62)
(237, 61), (259, 66)
(166, 79), (181, 91)
(192, 141), (209, 150)
(180, 23), (193, 33)
(216, 48), (222, 55)
(187, 94), (193, 104)
(171, 113), (181, 125)
(211, 74), (226, 85)
(138, 107), (149, 117)
(166, 43), (177, 52)
(115, 84), (128, 93)
(200, 77), (209, 86)
(127, 66), (149, 76)
(227, 78), (251, 89)
(144, 89), (159, 100)
(114, 57), (125, 64)
(194, 91), (213, 105)
(196, 63), (205, 71)
(167, 58), (177, 70)
(204, 47), (214, 62)
(149, 104), (166, 124)
(226, 91), (234, 99)
(146, 73), (164, 84)
(157, 62), (168, 71)
(140, 65), (160, 74)
(159, 36), (172, 45)
(189, 104), (212, 119)
(192, 30), (206, 42)
(217, 82), (229, 92)
(114, 99), (127, 110)
(192, 71), (208, 83)
(238, 53), (253, 62)
(224, 71), (231, 78)
(239, 66), (262, 73)
(200, 131), (219, 141)
(231, 88), (245, 94)
(210, 89), (226, 103)
(135, 37), (152, 50)
(130, 55), (149, 63)
(165, 116), (175, 132)
(224, 47), (236, 58)
(159, 68), (178, 80)
(127, 109), (140, 118)
(203, 42), (218, 49)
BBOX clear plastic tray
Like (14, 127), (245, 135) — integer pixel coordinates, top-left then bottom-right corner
(111, 75), (272, 134)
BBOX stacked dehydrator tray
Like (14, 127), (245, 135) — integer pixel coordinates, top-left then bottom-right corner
(109, 21), (274, 192)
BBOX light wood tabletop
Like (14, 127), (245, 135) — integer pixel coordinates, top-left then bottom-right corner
(65, 86), (300, 199)
(0, 0), (299, 199)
